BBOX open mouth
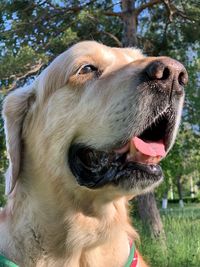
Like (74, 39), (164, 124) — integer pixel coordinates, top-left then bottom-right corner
(68, 107), (175, 190)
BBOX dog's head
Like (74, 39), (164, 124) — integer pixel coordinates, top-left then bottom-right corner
(3, 41), (188, 199)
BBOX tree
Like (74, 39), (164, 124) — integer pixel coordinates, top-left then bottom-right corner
(160, 124), (200, 206)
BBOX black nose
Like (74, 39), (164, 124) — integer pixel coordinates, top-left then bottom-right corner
(145, 57), (188, 95)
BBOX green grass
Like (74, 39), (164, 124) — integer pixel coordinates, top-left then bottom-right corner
(133, 204), (200, 267)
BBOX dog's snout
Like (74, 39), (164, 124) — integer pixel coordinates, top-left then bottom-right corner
(145, 57), (188, 95)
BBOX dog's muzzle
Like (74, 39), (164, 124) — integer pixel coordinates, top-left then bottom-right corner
(68, 106), (175, 190)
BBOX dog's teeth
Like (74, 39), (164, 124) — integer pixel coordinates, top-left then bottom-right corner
(126, 142), (137, 161)
(129, 142), (137, 156)
(146, 156), (161, 164)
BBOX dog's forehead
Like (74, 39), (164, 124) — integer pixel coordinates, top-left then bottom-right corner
(37, 41), (145, 101)
(70, 41), (144, 67)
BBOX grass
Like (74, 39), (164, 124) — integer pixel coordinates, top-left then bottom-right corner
(133, 203), (200, 267)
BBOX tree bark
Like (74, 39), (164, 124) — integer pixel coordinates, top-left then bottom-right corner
(137, 192), (165, 238)
(121, 0), (138, 47)
(177, 175), (184, 207)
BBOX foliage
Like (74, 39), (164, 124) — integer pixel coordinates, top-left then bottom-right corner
(0, 0), (121, 88)
(139, 0), (200, 56)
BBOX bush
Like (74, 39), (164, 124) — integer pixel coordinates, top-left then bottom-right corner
(167, 197), (200, 204)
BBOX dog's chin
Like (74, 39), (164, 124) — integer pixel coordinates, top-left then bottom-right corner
(68, 144), (164, 194)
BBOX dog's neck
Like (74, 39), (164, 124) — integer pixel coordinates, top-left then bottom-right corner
(0, 179), (137, 267)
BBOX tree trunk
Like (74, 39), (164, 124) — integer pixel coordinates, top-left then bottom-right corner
(169, 184), (174, 199)
(190, 176), (195, 198)
(121, 0), (165, 239)
(177, 175), (184, 208)
(162, 190), (168, 209)
(137, 192), (165, 238)
(121, 0), (138, 47)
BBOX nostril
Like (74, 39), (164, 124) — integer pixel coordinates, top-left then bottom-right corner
(162, 67), (170, 80)
(146, 61), (171, 81)
(178, 71), (188, 86)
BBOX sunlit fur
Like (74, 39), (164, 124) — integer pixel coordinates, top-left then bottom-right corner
(0, 41), (184, 267)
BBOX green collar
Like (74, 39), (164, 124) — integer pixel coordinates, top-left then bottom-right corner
(124, 243), (138, 267)
(0, 254), (19, 267)
(0, 245), (137, 267)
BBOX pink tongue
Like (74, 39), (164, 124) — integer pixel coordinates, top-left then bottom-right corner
(132, 137), (166, 157)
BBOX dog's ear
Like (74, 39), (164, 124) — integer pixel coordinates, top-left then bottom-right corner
(2, 85), (35, 195)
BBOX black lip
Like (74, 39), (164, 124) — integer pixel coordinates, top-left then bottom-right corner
(68, 144), (163, 189)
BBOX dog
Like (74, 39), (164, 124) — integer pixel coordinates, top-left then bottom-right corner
(0, 41), (187, 267)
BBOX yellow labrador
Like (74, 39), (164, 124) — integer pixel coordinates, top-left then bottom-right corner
(0, 41), (187, 267)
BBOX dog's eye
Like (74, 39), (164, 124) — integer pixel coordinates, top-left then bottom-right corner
(78, 64), (98, 75)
